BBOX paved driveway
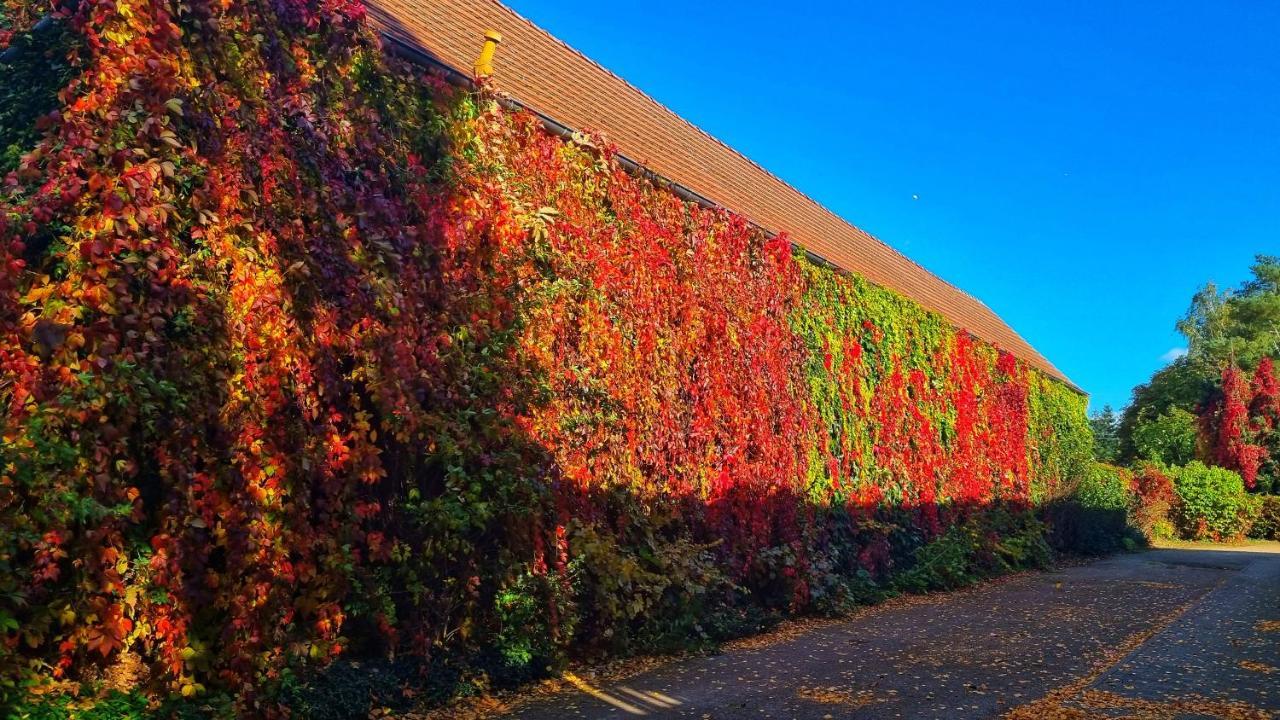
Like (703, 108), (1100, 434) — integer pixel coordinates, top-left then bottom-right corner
(501, 543), (1280, 719)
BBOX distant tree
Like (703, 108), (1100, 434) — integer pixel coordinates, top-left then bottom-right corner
(1118, 360), (1214, 462)
(1178, 255), (1280, 369)
(1121, 255), (1280, 464)
(1089, 404), (1121, 462)
(1200, 362), (1279, 492)
(1231, 255), (1280, 360)
(1177, 280), (1231, 366)
(1251, 357), (1280, 492)
(1130, 407), (1198, 466)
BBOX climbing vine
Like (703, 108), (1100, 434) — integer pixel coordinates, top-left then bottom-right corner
(1201, 358), (1280, 490)
(0, 0), (1091, 712)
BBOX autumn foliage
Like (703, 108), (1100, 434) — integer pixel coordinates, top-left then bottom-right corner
(1201, 359), (1280, 489)
(0, 0), (1090, 710)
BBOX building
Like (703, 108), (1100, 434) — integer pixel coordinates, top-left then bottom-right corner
(366, 0), (1078, 390)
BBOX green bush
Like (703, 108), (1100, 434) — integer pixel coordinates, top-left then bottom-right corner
(1169, 462), (1257, 540)
(1042, 463), (1140, 554)
(5, 691), (152, 720)
(1249, 496), (1280, 540)
(491, 569), (577, 682)
(892, 509), (1051, 593)
(1076, 463), (1133, 511)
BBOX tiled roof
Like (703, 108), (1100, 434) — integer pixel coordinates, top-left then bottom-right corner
(366, 0), (1079, 391)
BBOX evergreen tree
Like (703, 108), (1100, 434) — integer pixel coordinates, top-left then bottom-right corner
(1089, 404), (1121, 462)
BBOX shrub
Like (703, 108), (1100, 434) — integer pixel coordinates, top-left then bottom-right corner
(1076, 463), (1133, 511)
(1129, 463), (1177, 541)
(1168, 462), (1257, 540)
(800, 508), (891, 616)
(893, 508), (1050, 593)
(1249, 496), (1280, 540)
(5, 691), (152, 720)
(1042, 463), (1139, 554)
(566, 518), (737, 656)
(490, 569), (577, 683)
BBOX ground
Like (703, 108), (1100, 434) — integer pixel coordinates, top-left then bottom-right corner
(483, 542), (1280, 719)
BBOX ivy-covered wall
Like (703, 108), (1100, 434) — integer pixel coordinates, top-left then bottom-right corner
(0, 0), (1090, 711)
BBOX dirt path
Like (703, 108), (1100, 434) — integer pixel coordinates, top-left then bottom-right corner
(496, 543), (1280, 719)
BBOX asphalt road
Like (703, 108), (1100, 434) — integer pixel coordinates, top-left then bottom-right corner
(501, 543), (1280, 720)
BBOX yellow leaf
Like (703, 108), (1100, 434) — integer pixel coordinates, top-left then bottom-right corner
(20, 285), (54, 304)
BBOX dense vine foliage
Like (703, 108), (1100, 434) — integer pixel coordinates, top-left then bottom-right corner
(1201, 358), (1280, 490)
(0, 0), (1090, 712)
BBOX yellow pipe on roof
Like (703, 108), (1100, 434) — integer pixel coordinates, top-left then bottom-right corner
(474, 29), (501, 77)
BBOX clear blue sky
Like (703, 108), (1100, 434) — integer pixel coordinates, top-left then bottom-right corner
(504, 0), (1279, 412)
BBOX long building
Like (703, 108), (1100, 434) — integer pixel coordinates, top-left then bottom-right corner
(367, 0), (1079, 391)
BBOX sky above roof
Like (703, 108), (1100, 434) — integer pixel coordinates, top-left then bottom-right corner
(504, 0), (1280, 412)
